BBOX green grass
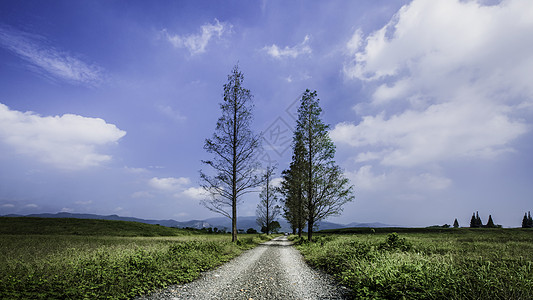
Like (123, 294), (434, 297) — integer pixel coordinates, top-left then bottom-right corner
(293, 229), (533, 299)
(0, 217), (189, 236)
(0, 217), (273, 299)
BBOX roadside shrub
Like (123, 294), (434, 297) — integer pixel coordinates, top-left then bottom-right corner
(378, 233), (412, 252)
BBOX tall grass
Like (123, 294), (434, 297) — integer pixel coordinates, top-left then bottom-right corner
(0, 218), (272, 299)
(293, 230), (533, 299)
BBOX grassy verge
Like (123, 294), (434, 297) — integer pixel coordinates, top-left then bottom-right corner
(292, 229), (533, 299)
(0, 217), (273, 299)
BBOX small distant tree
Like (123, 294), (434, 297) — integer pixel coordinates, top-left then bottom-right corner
(476, 211), (483, 227)
(256, 166), (281, 234)
(246, 228), (258, 234)
(470, 212), (483, 228)
(270, 221), (281, 233)
(470, 213), (477, 228)
(486, 215), (495, 228)
(453, 218), (459, 228)
(523, 211), (533, 228)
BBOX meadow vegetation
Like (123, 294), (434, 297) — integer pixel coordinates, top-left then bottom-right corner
(292, 229), (533, 299)
(0, 217), (273, 299)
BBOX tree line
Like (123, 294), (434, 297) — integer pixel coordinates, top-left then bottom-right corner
(199, 65), (354, 242)
(447, 212), (533, 228)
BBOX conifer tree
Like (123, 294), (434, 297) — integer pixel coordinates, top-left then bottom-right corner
(528, 211), (533, 228)
(453, 218), (459, 228)
(279, 131), (306, 237)
(486, 215), (495, 228)
(470, 213), (477, 228)
(476, 211), (483, 227)
(288, 89), (354, 242)
(523, 213), (529, 228)
(200, 65), (262, 242)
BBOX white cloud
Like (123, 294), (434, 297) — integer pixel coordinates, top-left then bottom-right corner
(332, 100), (527, 167)
(124, 166), (148, 174)
(0, 24), (104, 86)
(336, 0), (533, 167)
(408, 173), (452, 190)
(345, 165), (452, 193)
(25, 204), (38, 208)
(0, 103), (126, 170)
(157, 105), (187, 122)
(345, 165), (386, 191)
(181, 186), (208, 200)
(147, 176), (208, 201)
(263, 35), (312, 59)
(149, 177), (191, 191)
(163, 19), (230, 55)
(2, 204), (15, 208)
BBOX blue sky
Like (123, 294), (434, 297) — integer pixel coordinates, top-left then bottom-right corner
(1, 0), (532, 227)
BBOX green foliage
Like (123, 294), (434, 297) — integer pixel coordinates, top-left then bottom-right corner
(378, 233), (412, 251)
(0, 218), (273, 299)
(295, 230), (533, 299)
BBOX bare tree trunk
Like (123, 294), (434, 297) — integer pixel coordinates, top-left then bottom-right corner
(231, 207), (237, 241)
(232, 88), (238, 242)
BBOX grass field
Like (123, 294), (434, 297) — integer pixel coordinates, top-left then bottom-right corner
(293, 229), (533, 299)
(0, 217), (272, 299)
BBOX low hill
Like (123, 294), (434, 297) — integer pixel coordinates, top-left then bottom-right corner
(0, 217), (189, 236)
(3, 212), (394, 232)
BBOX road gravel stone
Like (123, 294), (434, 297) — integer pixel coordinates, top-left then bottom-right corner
(136, 236), (350, 299)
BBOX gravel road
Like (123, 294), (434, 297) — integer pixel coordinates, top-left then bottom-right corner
(136, 236), (350, 300)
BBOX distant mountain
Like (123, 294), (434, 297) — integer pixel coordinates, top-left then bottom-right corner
(1, 212), (393, 231)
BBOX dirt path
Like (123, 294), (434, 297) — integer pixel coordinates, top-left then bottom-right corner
(136, 236), (350, 300)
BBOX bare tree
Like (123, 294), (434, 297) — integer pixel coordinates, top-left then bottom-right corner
(200, 65), (262, 242)
(256, 166), (281, 234)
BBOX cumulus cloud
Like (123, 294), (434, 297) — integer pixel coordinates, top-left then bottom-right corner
(0, 103), (126, 169)
(332, 100), (527, 167)
(163, 19), (230, 55)
(345, 165), (387, 191)
(263, 35), (312, 59)
(149, 177), (191, 191)
(145, 176), (207, 201)
(0, 24), (104, 86)
(335, 0), (533, 167)
(182, 186), (208, 200)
